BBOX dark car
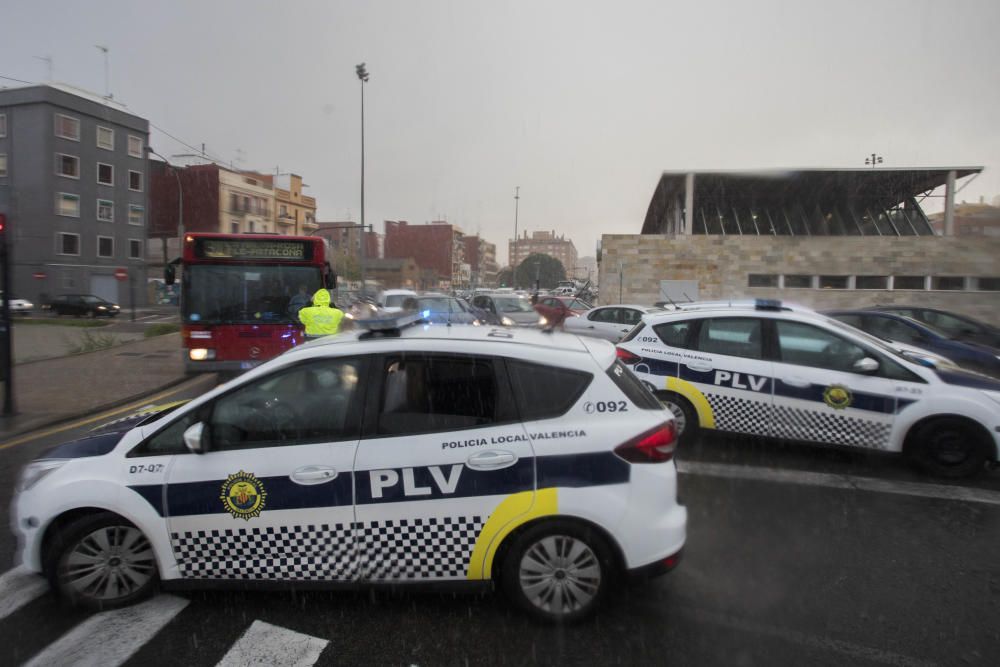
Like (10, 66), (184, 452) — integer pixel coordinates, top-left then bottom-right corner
(48, 294), (121, 318)
(412, 294), (481, 325)
(470, 293), (541, 326)
(825, 310), (1000, 378)
(533, 296), (592, 329)
(866, 306), (1000, 350)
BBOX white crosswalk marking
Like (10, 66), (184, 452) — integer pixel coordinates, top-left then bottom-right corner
(0, 567), (49, 621)
(22, 594), (189, 667)
(215, 620), (329, 667)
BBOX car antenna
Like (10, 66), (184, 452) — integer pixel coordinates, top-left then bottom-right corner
(662, 294), (678, 308)
(682, 292), (693, 302)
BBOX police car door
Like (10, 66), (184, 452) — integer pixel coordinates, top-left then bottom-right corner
(353, 348), (534, 583)
(768, 320), (896, 449)
(674, 317), (775, 437)
(162, 357), (366, 581)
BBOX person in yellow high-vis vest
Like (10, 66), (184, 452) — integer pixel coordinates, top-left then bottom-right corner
(297, 288), (344, 338)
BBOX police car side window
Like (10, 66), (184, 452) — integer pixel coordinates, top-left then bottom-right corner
(132, 406), (210, 457)
(652, 320), (694, 349)
(377, 354), (504, 436)
(208, 358), (364, 451)
(507, 359), (593, 420)
(695, 318), (763, 360)
(775, 321), (866, 373)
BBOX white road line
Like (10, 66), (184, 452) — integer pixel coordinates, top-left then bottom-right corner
(676, 460), (1000, 506)
(215, 620), (329, 667)
(0, 567), (49, 621)
(23, 594), (188, 667)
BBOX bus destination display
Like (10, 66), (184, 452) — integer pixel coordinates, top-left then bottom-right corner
(195, 238), (313, 261)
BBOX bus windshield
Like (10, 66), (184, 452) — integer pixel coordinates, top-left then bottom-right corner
(183, 264), (323, 325)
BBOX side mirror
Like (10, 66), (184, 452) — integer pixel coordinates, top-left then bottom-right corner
(164, 264), (176, 286)
(853, 357), (880, 374)
(183, 422), (207, 454)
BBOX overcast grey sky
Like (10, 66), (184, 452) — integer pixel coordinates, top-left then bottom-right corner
(4, 0), (999, 265)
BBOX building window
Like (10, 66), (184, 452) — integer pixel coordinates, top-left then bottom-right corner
(97, 199), (114, 222)
(747, 274), (778, 288)
(855, 275), (889, 290)
(976, 277), (1000, 291)
(97, 236), (114, 258)
(249, 220), (256, 233)
(128, 170), (143, 191)
(128, 204), (144, 226)
(97, 126), (114, 150)
(0, 113), (6, 137)
(893, 276), (927, 290)
(56, 192), (80, 217)
(97, 162), (114, 185)
(785, 274), (812, 289)
(128, 239), (142, 259)
(0, 154), (6, 178)
(230, 221), (240, 234)
(931, 276), (965, 291)
(56, 153), (80, 178)
(128, 135), (143, 158)
(58, 232), (80, 256)
(55, 114), (80, 141)
(818, 275), (849, 289)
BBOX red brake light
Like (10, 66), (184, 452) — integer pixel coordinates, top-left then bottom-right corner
(616, 347), (642, 365)
(614, 423), (676, 463)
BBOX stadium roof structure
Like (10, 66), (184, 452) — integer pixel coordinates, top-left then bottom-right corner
(641, 167), (984, 237)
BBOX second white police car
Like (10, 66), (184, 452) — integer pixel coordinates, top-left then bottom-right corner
(616, 300), (1000, 478)
(13, 315), (686, 623)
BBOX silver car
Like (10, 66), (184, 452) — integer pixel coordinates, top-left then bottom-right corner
(564, 304), (665, 342)
(470, 293), (542, 326)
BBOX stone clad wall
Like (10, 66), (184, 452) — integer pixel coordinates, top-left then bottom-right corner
(598, 235), (1000, 325)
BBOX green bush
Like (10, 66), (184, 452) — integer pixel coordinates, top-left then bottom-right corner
(67, 330), (119, 354)
(144, 323), (181, 338)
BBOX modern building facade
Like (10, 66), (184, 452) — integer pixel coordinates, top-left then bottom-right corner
(462, 235), (499, 288)
(0, 84), (150, 305)
(509, 230), (578, 274)
(599, 168), (1000, 324)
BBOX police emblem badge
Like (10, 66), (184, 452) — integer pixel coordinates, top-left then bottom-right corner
(822, 385), (852, 410)
(220, 470), (268, 520)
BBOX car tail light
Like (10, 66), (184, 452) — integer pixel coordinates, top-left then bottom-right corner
(614, 423), (676, 463)
(616, 347), (642, 365)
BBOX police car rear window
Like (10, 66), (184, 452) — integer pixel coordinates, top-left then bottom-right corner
(507, 360), (592, 421)
(652, 320), (695, 348)
(606, 360), (662, 410)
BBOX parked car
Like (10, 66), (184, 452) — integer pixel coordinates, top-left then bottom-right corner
(825, 310), (1000, 379)
(534, 296), (593, 328)
(470, 293), (542, 326)
(564, 304), (665, 342)
(376, 289), (418, 314)
(1, 294), (34, 316)
(48, 294), (121, 318)
(865, 306), (1000, 350)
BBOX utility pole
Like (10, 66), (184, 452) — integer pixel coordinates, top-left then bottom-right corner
(512, 186), (520, 272)
(0, 214), (15, 415)
(356, 63), (370, 296)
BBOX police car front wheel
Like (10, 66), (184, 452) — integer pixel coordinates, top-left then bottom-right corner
(500, 520), (616, 623)
(909, 417), (991, 479)
(45, 513), (159, 610)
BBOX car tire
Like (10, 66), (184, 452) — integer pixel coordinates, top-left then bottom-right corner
(45, 513), (159, 610)
(656, 391), (699, 446)
(908, 417), (989, 479)
(500, 520), (616, 624)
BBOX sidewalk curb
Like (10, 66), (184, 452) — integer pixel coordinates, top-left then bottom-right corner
(0, 373), (210, 444)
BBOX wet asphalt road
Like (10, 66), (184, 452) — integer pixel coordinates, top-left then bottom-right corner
(1, 382), (998, 666)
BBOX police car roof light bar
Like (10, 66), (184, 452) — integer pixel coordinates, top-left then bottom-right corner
(754, 299), (784, 311)
(354, 312), (424, 339)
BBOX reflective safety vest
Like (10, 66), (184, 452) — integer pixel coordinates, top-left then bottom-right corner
(299, 289), (344, 336)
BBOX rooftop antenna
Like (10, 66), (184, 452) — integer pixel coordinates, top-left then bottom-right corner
(95, 45), (110, 98)
(33, 55), (53, 81)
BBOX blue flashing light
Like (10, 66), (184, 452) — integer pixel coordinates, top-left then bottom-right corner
(422, 309), (431, 319)
(755, 299), (783, 311)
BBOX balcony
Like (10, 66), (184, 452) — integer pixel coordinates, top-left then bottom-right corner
(277, 214), (295, 227)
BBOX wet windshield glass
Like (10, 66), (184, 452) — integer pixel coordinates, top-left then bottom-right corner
(183, 265), (322, 324)
(493, 297), (534, 313)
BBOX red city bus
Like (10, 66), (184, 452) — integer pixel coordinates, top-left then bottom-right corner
(176, 233), (335, 374)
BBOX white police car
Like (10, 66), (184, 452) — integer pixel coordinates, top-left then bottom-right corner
(13, 315), (685, 622)
(616, 300), (1000, 478)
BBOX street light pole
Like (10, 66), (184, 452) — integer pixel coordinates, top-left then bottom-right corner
(356, 63), (370, 296)
(512, 186), (520, 272)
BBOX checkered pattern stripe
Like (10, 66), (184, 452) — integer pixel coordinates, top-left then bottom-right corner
(171, 524), (356, 580)
(706, 393), (772, 435)
(358, 516), (485, 580)
(772, 405), (891, 449)
(170, 515), (486, 581)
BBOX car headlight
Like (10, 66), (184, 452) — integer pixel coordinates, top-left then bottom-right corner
(501, 316), (516, 326)
(97, 306), (107, 310)
(538, 316), (548, 326)
(189, 348), (216, 361)
(18, 459), (69, 492)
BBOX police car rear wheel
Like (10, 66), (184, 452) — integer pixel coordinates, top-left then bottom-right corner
(656, 392), (698, 446)
(911, 418), (989, 479)
(47, 513), (158, 610)
(501, 521), (615, 623)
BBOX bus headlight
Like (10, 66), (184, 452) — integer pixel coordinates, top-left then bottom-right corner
(189, 348), (216, 361)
